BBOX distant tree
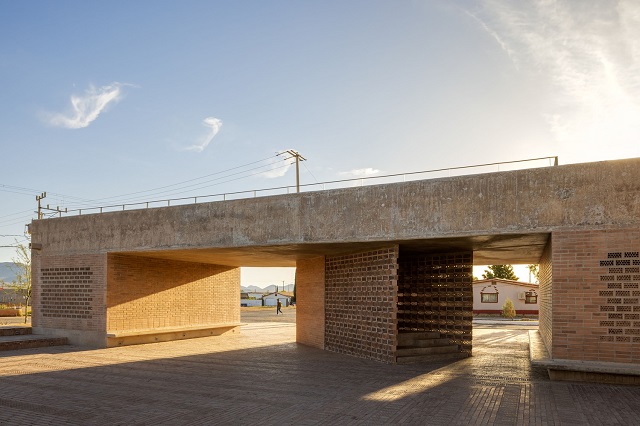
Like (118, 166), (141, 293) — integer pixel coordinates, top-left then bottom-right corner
(0, 241), (31, 323)
(502, 298), (516, 319)
(527, 264), (539, 283)
(482, 265), (519, 281)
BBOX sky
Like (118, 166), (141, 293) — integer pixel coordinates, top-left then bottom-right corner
(1, 1), (639, 284)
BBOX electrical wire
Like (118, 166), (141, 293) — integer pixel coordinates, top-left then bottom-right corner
(0, 209), (34, 221)
(68, 161), (295, 211)
(1, 152), (298, 219)
(63, 156), (292, 208)
(302, 162), (319, 183)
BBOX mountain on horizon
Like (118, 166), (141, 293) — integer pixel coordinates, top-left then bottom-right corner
(241, 284), (294, 293)
(0, 262), (17, 283)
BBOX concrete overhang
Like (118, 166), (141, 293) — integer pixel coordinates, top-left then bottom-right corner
(118, 232), (549, 267)
(30, 157), (640, 267)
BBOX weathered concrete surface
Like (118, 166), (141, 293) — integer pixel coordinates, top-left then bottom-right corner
(30, 158), (640, 265)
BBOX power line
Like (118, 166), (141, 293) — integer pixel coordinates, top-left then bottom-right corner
(62, 154), (285, 208)
(302, 161), (319, 184)
(0, 209), (34, 220)
(0, 215), (34, 227)
(65, 162), (296, 214)
(2, 151), (304, 219)
(0, 184), (94, 203)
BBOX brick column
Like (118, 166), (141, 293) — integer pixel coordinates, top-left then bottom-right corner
(31, 252), (108, 347)
(538, 237), (553, 354)
(295, 256), (325, 349)
(551, 228), (640, 364)
(325, 246), (399, 363)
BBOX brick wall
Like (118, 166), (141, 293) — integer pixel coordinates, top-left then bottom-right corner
(398, 251), (473, 355)
(538, 237), (553, 354)
(32, 253), (107, 334)
(551, 228), (640, 364)
(106, 254), (239, 332)
(324, 247), (398, 363)
(295, 256), (325, 349)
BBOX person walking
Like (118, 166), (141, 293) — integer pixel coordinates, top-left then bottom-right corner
(277, 299), (283, 315)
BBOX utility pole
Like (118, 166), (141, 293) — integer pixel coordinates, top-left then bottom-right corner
(43, 204), (68, 218)
(35, 192), (46, 220)
(36, 193), (68, 219)
(278, 150), (306, 193)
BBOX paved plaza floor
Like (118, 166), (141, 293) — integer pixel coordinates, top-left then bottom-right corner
(1, 315), (639, 425)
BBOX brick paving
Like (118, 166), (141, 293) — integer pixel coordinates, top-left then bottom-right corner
(1, 322), (639, 425)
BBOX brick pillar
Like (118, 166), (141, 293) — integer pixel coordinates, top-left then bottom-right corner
(295, 256), (325, 349)
(31, 252), (108, 347)
(552, 228), (640, 364)
(325, 246), (399, 363)
(538, 237), (553, 354)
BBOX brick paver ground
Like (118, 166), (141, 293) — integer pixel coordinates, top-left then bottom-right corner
(1, 319), (639, 425)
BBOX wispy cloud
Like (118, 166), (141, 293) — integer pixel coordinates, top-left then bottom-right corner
(47, 82), (130, 129)
(467, 0), (640, 160)
(339, 168), (380, 177)
(184, 117), (223, 152)
(262, 159), (293, 178)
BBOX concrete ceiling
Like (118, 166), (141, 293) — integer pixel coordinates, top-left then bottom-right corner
(120, 233), (550, 267)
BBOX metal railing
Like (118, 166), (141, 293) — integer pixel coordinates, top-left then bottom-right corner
(59, 156), (558, 217)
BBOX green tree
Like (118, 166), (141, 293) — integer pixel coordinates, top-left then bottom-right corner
(482, 265), (519, 281)
(502, 298), (516, 319)
(527, 264), (539, 283)
(0, 241), (31, 323)
(292, 279), (296, 304)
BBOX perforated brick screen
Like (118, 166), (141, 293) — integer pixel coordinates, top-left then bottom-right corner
(398, 251), (473, 355)
(40, 267), (94, 319)
(599, 252), (640, 343)
(324, 247), (399, 363)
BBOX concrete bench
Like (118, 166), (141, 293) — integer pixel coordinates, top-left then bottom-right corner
(529, 330), (640, 385)
(106, 323), (244, 347)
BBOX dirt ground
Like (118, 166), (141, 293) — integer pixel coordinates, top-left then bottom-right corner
(241, 305), (296, 323)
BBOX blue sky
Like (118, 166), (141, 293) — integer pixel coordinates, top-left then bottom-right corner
(2, 1), (639, 284)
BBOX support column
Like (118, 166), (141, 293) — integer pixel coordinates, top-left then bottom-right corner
(538, 237), (553, 355)
(295, 256), (325, 349)
(551, 228), (640, 364)
(31, 252), (108, 347)
(324, 246), (399, 363)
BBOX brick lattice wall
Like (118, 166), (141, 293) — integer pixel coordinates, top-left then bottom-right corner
(295, 256), (325, 349)
(32, 253), (107, 332)
(398, 251), (473, 355)
(538, 237), (553, 354)
(106, 254), (239, 332)
(325, 247), (398, 363)
(552, 228), (640, 363)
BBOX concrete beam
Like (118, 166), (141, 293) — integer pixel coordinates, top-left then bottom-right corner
(30, 157), (640, 265)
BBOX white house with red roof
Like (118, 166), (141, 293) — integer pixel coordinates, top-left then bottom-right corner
(473, 278), (539, 315)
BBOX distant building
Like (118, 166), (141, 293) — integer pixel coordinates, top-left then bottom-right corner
(262, 292), (293, 307)
(240, 291), (264, 307)
(0, 287), (23, 306)
(473, 278), (539, 315)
